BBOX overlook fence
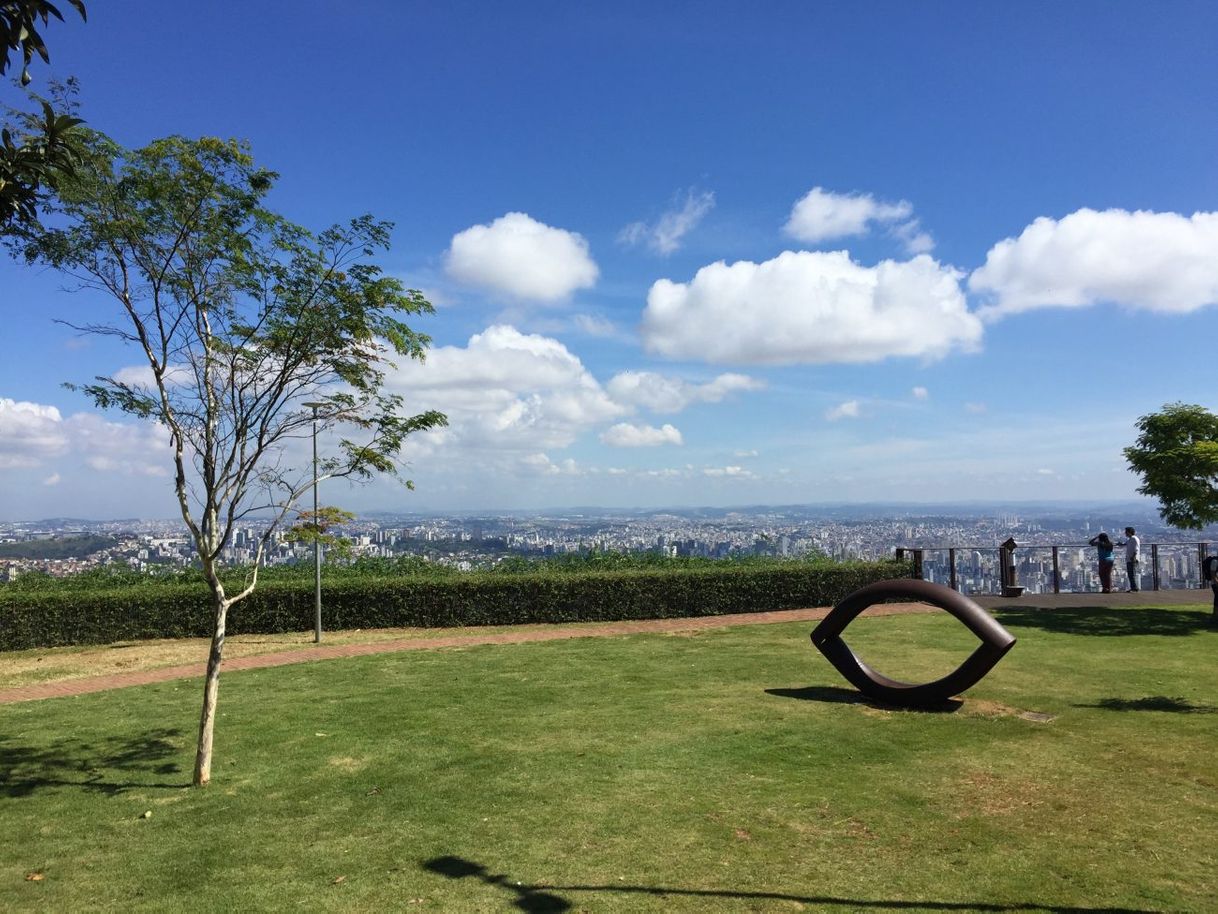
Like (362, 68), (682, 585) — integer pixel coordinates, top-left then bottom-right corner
(895, 541), (1214, 596)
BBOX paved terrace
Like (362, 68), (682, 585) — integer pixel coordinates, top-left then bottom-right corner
(1, 588), (1212, 706)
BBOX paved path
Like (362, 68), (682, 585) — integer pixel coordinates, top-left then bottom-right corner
(3, 588), (1211, 706)
(0, 603), (931, 706)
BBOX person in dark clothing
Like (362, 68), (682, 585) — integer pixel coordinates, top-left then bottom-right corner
(1204, 555), (1218, 622)
(1088, 533), (1116, 593)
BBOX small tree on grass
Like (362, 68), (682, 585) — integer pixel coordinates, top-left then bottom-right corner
(6, 131), (446, 785)
(1124, 402), (1218, 529)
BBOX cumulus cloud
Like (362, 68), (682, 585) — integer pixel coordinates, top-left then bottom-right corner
(606, 371), (764, 414)
(0, 399), (68, 467)
(444, 212), (599, 302)
(0, 397), (170, 474)
(784, 187), (932, 253)
(825, 400), (861, 421)
(911, 386), (929, 400)
(970, 209), (1218, 319)
(641, 250), (981, 365)
(619, 189), (715, 255)
(387, 324), (626, 452)
(600, 422), (684, 448)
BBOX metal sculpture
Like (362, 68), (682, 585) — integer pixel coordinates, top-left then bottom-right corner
(811, 578), (1016, 707)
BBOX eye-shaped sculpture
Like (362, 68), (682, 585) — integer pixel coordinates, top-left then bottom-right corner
(811, 579), (1016, 707)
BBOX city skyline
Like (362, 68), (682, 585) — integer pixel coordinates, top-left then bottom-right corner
(5, 504), (1214, 597)
(4, 3), (1218, 518)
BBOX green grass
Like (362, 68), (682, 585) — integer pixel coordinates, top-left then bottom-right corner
(2, 603), (1216, 912)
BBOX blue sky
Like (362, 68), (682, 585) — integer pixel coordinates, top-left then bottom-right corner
(3, 1), (1217, 518)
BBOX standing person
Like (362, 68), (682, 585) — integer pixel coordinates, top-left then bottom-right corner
(1203, 555), (1218, 622)
(1088, 533), (1116, 593)
(1118, 527), (1141, 592)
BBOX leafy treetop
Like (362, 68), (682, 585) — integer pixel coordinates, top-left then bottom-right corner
(1124, 402), (1218, 530)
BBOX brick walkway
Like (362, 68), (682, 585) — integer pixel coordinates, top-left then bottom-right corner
(0, 603), (939, 705)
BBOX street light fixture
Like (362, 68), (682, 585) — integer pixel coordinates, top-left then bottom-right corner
(302, 402), (326, 643)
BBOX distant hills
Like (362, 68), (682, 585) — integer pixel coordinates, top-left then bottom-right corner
(0, 535), (121, 560)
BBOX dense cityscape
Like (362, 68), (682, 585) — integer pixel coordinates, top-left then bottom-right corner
(3, 504), (1216, 596)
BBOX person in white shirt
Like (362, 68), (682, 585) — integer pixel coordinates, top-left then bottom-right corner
(1118, 527), (1141, 592)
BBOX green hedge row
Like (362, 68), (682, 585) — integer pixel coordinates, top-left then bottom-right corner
(0, 560), (908, 651)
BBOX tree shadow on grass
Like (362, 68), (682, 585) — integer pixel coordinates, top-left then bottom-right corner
(1075, 696), (1218, 714)
(0, 727), (186, 797)
(765, 685), (963, 714)
(421, 855), (1153, 913)
(991, 606), (1213, 638)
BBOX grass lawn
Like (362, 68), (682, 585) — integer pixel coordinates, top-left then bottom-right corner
(1, 602), (1215, 912)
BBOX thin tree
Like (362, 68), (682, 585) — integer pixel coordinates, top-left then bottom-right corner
(7, 132), (446, 785)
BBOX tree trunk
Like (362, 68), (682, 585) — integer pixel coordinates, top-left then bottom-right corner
(193, 584), (229, 787)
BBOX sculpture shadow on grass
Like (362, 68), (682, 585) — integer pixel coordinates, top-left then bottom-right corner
(0, 727), (186, 798)
(765, 685), (963, 714)
(1075, 695), (1218, 714)
(420, 854), (1155, 913)
(991, 606), (1212, 638)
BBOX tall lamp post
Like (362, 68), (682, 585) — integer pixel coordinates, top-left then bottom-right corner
(302, 402), (326, 643)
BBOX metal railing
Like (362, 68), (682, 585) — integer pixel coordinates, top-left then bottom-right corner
(896, 541), (1214, 596)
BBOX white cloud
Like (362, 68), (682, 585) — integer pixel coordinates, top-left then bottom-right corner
(734, 449), (759, 458)
(444, 212), (599, 302)
(606, 371), (765, 414)
(964, 402), (987, 414)
(600, 422), (684, 448)
(703, 465), (754, 478)
(619, 189), (715, 255)
(641, 250), (981, 365)
(42, 473), (60, 486)
(0, 397), (171, 475)
(911, 386), (929, 400)
(970, 208), (1218, 319)
(784, 186), (932, 253)
(520, 453), (582, 476)
(387, 325), (626, 452)
(825, 400), (861, 421)
(111, 364), (193, 389)
(0, 399), (68, 468)
(1036, 467), (1056, 476)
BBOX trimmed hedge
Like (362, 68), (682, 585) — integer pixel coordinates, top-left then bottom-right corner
(0, 560), (908, 651)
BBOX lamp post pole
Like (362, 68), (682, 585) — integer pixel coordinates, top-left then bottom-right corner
(303, 402), (325, 643)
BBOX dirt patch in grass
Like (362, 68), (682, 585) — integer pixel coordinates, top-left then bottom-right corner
(962, 698), (1056, 722)
(952, 769), (1048, 819)
(0, 623), (558, 690)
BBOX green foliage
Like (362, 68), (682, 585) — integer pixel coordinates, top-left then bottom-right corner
(1, 0), (86, 85)
(1124, 402), (1218, 530)
(1, 96), (84, 225)
(1, 2), (87, 226)
(0, 560), (906, 650)
(284, 506), (357, 561)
